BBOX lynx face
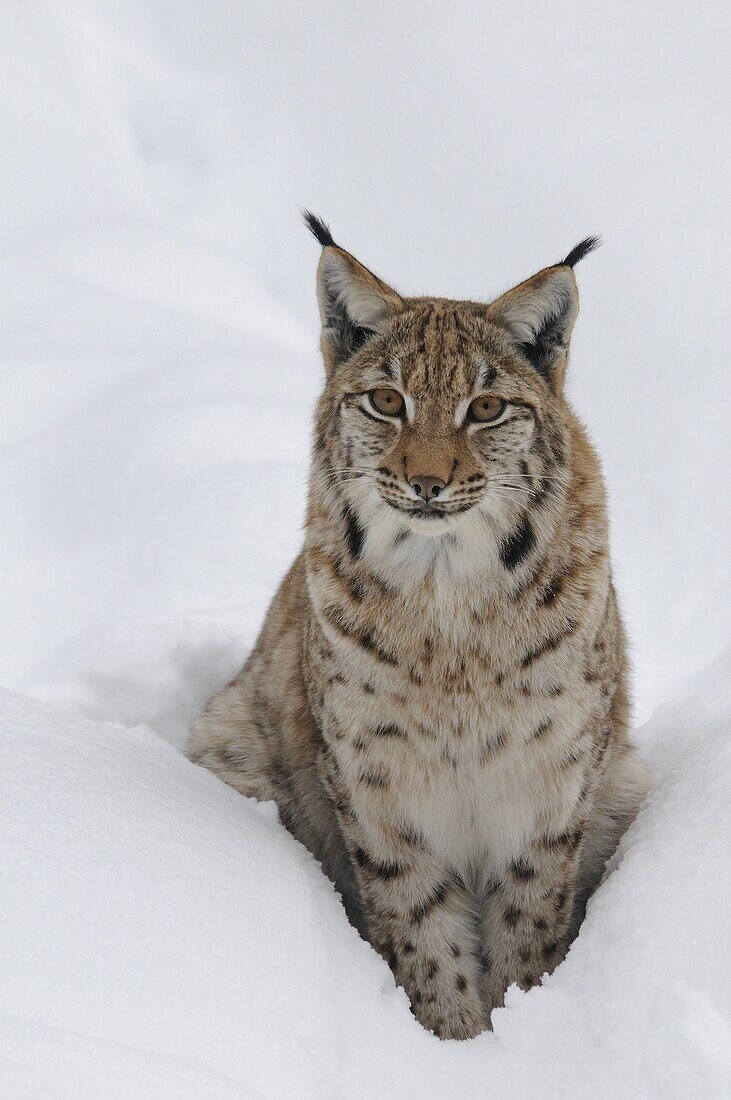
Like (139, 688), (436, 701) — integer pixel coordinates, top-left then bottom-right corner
(328, 306), (569, 537)
(308, 214), (592, 553)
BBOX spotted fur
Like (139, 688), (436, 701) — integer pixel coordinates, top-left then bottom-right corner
(187, 218), (648, 1040)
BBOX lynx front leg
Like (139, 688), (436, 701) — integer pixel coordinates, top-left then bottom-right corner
(341, 822), (488, 1039)
(187, 681), (279, 802)
(480, 826), (585, 1020)
(318, 738), (487, 1039)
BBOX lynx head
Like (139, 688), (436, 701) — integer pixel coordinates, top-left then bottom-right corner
(304, 212), (598, 577)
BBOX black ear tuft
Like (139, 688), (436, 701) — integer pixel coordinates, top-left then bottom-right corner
(561, 236), (601, 269)
(302, 210), (336, 248)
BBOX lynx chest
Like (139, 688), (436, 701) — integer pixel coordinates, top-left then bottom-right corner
(318, 604), (592, 880)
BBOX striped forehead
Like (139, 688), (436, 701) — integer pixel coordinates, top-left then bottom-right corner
(393, 304), (498, 397)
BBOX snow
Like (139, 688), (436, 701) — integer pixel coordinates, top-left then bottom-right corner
(1, 1), (729, 1096)
(1, 669), (729, 1098)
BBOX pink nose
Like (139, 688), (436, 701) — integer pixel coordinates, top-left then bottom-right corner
(409, 475), (446, 502)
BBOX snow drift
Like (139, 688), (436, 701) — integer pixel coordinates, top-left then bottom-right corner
(1, 670), (729, 1098)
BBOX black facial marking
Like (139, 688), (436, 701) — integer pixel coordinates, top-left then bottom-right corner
(500, 516), (536, 571)
(343, 504), (364, 559)
(353, 402), (394, 427)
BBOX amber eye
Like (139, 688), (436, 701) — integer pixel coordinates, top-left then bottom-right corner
(369, 388), (405, 417)
(468, 395), (506, 424)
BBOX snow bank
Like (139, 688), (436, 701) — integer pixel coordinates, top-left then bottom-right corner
(1, 671), (729, 1099)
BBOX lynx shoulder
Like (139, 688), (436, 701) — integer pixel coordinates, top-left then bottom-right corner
(187, 215), (648, 1040)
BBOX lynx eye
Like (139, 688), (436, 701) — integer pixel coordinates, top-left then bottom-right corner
(369, 388), (405, 417)
(468, 395), (506, 424)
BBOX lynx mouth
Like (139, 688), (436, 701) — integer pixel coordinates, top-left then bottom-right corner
(385, 500), (473, 521)
(382, 500), (474, 537)
(411, 508), (447, 521)
(386, 501), (448, 519)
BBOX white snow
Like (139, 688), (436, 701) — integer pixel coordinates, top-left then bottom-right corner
(1, 1), (729, 1096)
(1, 668), (729, 1098)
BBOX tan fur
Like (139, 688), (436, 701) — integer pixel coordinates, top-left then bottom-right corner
(187, 225), (648, 1039)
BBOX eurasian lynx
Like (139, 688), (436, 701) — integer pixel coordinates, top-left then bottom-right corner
(187, 215), (648, 1039)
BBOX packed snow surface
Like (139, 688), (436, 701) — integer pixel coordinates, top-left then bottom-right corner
(1, 1), (729, 1096)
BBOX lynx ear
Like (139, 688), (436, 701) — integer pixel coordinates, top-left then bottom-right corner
(488, 236), (599, 388)
(303, 211), (403, 372)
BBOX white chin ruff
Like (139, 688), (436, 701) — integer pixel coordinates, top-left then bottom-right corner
(348, 483), (507, 587)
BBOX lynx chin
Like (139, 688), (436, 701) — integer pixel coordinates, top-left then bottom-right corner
(187, 214), (648, 1040)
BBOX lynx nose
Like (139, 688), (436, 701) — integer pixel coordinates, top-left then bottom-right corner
(409, 475), (446, 502)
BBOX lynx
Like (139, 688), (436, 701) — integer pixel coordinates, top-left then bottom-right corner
(187, 214), (648, 1039)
